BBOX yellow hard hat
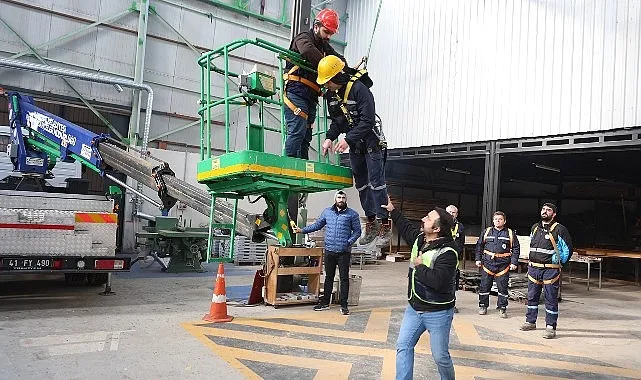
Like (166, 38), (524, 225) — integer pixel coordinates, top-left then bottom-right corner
(317, 55), (345, 85)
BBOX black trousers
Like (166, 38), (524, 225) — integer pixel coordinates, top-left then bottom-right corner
(323, 251), (351, 307)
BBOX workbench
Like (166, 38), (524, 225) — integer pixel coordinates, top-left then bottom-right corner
(575, 248), (641, 286)
(567, 253), (602, 291)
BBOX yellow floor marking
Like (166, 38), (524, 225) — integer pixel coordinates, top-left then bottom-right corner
(455, 365), (572, 380)
(182, 323), (261, 380)
(229, 315), (387, 342)
(184, 309), (641, 380)
(453, 319), (569, 355)
(226, 346), (353, 379)
(185, 323), (393, 357)
(380, 352), (396, 380)
(262, 312), (349, 326)
(447, 349), (641, 379)
(363, 308), (391, 341)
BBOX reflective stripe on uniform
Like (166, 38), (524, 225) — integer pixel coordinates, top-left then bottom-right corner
(531, 247), (556, 255)
(545, 309), (559, 315)
(529, 262), (561, 269)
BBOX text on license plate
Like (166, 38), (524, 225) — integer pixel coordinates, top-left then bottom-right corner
(4, 259), (52, 270)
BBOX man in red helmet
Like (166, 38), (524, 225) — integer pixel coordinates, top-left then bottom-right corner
(284, 8), (343, 160)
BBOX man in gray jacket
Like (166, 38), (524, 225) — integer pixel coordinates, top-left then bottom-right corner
(294, 190), (361, 315)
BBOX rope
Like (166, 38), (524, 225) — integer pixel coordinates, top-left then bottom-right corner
(365, 0), (384, 67)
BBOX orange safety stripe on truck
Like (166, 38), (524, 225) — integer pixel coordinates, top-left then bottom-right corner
(74, 213), (118, 223)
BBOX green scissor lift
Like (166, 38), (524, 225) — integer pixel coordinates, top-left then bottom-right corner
(197, 38), (353, 262)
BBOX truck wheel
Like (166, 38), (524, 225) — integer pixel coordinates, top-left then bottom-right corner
(65, 273), (87, 286)
(87, 273), (109, 286)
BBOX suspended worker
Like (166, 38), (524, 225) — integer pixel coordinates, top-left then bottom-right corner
(520, 203), (572, 339)
(284, 8), (343, 159)
(316, 55), (392, 246)
(474, 211), (520, 318)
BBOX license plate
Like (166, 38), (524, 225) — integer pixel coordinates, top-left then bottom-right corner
(2, 258), (53, 270)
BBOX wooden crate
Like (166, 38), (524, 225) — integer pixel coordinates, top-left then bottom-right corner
(264, 246), (323, 307)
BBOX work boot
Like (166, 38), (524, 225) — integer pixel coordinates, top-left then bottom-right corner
(478, 306), (487, 315)
(376, 221), (392, 248)
(520, 322), (536, 331)
(341, 307), (350, 315)
(359, 220), (380, 245)
(499, 308), (508, 319)
(543, 325), (556, 339)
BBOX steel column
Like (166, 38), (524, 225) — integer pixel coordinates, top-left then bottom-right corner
(481, 141), (499, 230)
(129, 0), (150, 150)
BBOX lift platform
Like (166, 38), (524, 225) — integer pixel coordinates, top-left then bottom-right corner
(196, 38), (353, 248)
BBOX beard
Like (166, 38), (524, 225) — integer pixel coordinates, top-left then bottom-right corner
(541, 214), (553, 222)
(336, 201), (346, 209)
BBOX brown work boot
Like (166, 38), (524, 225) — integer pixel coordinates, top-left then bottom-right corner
(376, 221), (392, 247)
(542, 325), (556, 339)
(520, 322), (536, 331)
(359, 220), (380, 245)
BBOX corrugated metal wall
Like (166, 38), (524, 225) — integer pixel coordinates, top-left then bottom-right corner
(346, 0), (641, 148)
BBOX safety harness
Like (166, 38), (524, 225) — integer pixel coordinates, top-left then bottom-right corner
(482, 227), (514, 259)
(528, 222), (562, 284)
(481, 227), (515, 277)
(282, 65), (321, 121)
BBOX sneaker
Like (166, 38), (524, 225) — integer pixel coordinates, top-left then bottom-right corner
(499, 308), (508, 319)
(376, 221), (392, 247)
(341, 307), (350, 315)
(453, 306), (459, 313)
(359, 220), (381, 245)
(478, 307), (487, 315)
(313, 304), (329, 311)
(543, 325), (556, 339)
(520, 322), (536, 331)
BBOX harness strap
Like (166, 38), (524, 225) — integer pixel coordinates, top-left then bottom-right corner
(482, 265), (510, 277)
(484, 250), (512, 258)
(283, 65), (321, 94)
(528, 273), (561, 285)
(283, 93), (309, 121)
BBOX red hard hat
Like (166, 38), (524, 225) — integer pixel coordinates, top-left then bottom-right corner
(315, 8), (339, 34)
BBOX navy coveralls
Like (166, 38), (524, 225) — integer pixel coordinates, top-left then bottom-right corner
(475, 227), (520, 310)
(526, 222), (572, 329)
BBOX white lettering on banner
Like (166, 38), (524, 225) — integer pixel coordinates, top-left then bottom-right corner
(80, 144), (92, 160)
(26, 111), (77, 147)
(25, 157), (44, 167)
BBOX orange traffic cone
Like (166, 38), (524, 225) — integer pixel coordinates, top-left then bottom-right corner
(203, 263), (233, 323)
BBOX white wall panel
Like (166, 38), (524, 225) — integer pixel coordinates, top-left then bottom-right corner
(345, 0), (641, 148)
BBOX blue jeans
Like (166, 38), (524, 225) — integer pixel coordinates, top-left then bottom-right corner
(349, 148), (388, 219)
(284, 91), (316, 159)
(396, 305), (455, 380)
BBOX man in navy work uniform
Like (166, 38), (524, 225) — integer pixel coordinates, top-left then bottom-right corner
(520, 203), (572, 339)
(475, 211), (520, 318)
(294, 190), (361, 315)
(317, 55), (392, 247)
(382, 197), (457, 380)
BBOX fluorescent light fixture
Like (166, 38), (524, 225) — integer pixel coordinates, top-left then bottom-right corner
(444, 167), (471, 175)
(533, 163), (560, 173)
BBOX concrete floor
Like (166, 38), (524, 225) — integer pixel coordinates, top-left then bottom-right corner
(1, 259), (641, 379)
